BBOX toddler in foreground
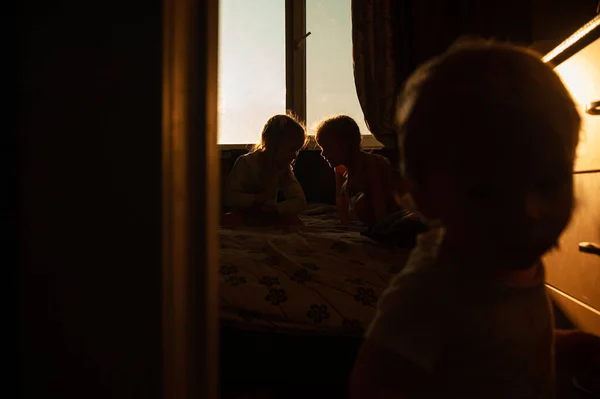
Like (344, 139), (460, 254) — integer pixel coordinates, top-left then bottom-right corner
(223, 114), (307, 226)
(315, 115), (406, 226)
(350, 41), (600, 398)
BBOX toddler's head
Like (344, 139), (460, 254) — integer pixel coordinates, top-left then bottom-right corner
(256, 113), (307, 167)
(315, 115), (362, 167)
(397, 40), (580, 269)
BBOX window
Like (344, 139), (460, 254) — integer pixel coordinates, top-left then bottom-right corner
(218, 0), (379, 146)
(218, 0), (286, 145)
(305, 0), (369, 137)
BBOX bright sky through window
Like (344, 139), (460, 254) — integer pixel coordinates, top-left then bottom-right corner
(218, 0), (369, 145)
(306, 0), (369, 136)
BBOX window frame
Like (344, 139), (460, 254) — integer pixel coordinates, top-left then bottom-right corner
(218, 0), (382, 149)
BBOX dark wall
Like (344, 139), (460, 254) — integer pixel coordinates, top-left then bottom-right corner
(18, 1), (162, 398)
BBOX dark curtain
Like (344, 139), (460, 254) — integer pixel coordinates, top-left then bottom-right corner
(351, 0), (402, 149)
(352, 0), (532, 149)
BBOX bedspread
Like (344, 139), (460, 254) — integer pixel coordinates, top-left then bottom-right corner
(219, 207), (411, 336)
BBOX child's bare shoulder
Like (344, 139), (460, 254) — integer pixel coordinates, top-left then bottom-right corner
(362, 152), (394, 172)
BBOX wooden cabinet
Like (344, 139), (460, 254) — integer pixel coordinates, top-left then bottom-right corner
(543, 20), (600, 336)
(545, 173), (600, 311)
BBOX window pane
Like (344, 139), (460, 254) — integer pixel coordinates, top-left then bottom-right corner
(218, 0), (286, 145)
(306, 0), (372, 140)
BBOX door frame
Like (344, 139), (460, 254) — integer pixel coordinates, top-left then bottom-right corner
(162, 0), (220, 397)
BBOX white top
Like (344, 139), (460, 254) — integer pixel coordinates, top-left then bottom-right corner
(366, 228), (556, 399)
(224, 151), (307, 215)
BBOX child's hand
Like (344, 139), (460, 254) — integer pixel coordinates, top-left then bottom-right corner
(555, 330), (600, 374)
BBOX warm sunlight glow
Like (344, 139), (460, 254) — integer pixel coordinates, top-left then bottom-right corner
(554, 38), (600, 172)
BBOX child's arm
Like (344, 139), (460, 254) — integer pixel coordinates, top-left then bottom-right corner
(274, 168), (307, 215)
(368, 158), (392, 222)
(350, 340), (430, 399)
(370, 180), (389, 223)
(224, 157), (260, 210)
(334, 165), (349, 224)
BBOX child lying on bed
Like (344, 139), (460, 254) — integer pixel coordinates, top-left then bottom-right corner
(350, 40), (600, 399)
(222, 113), (307, 227)
(315, 115), (407, 226)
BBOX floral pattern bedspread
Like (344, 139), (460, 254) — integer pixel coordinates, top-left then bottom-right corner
(219, 207), (411, 336)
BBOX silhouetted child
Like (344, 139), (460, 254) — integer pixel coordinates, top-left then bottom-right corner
(223, 114), (307, 227)
(315, 115), (406, 226)
(350, 40), (600, 399)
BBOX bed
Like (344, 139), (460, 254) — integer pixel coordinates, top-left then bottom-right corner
(219, 204), (412, 336)
(219, 204), (413, 398)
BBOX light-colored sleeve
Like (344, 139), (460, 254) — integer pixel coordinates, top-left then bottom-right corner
(275, 170), (307, 215)
(223, 156), (256, 211)
(366, 265), (448, 374)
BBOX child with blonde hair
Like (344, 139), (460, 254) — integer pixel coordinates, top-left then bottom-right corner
(350, 40), (600, 398)
(315, 115), (406, 226)
(223, 113), (307, 226)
